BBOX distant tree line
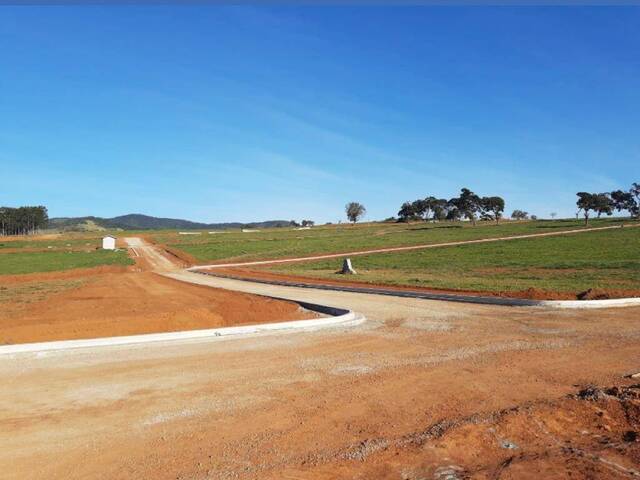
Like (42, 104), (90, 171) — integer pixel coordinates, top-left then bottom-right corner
(0, 206), (49, 236)
(397, 188), (505, 225)
(288, 219), (315, 227)
(576, 182), (640, 225)
(510, 209), (529, 220)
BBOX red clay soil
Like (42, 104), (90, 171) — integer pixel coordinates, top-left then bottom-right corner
(4, 296), (640, 480)
(206, 267), (640, 301)
(0, 265), (131, 284)
(0, 270), (316, 345)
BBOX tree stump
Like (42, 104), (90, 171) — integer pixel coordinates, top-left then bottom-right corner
(339, 258), (357, 275)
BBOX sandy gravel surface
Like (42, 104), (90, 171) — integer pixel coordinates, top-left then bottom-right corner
(2, 272), (639, 479)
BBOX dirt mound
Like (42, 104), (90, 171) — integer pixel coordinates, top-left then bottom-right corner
(267, 383), (640, 479)
(578, 288), (614, 300)
(510, 287), (570, 300)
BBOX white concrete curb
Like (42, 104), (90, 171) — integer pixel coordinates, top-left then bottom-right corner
(0, 310), (365, 356)
(537, 298), (640, 309)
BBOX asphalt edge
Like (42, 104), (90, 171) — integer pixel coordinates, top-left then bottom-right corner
(188, 270), (640, 309)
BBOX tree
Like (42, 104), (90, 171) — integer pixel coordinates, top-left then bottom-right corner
(301, 220), (315, 227)
(398, 197), (449, 222)
(593, 193), (614, 218)
(345, 202), (366, 224)
(398, 202), (418, 222)
(576, 192), (598, 226)
(511, 210), (529, 220)
(449, 188), (481, 226)
(411, 199), (428, 220)
(0, 205), (48, 236)
(446, 206), (462, 221)
(421, 196), (441, 221)
(610, 183), (639, 219)
(550, 212), (557, 219)
(611, 190), (635, 216)
(531, 215), (538, 220)
(480, 196), (505, 224)
(432, 199), (449, 221)
(632, 183), (640, 218)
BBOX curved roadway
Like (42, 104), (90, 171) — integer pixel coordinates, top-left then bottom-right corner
(2, 237), (640, 479)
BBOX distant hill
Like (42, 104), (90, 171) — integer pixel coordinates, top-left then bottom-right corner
(48, 214), (296, 231)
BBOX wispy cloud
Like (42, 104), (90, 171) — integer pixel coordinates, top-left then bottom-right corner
(245, 150), (342, 182)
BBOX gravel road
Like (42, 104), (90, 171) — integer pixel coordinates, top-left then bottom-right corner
(2, 237), (639, 479)
(2, 270), (640, 479)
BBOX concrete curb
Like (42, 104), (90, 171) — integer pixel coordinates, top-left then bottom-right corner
(538, 298), (640, 309)
(190, 271), (640, 310)
(0, 304), (365, 357)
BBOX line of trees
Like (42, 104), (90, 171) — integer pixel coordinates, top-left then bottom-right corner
(397, 188), (505, 225)
(576, 182), (640, 225)
(0, 206), (49, 236)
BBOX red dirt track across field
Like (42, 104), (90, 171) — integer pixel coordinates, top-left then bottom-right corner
(191, 222), (638, 269)
(190, 223), (640, 300)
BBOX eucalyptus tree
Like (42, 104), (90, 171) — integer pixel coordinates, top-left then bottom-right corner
(345, 202), (366, 224)
(480, 196), (505, 224)
(449, 188), (481, 226)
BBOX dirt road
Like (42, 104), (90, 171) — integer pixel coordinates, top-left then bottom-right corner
(125, 236), (181, 272)
(2, 269), (640, 479)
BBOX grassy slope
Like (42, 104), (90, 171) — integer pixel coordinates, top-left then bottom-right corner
(263, 227), (640, 295)
(0, 233), (133, 275)
(153, 218), (624, 264)
(0, 238), (103, 250)
(0, 250), (133, 275)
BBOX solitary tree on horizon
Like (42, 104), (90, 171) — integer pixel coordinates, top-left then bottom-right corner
(345, 202), (366, 224)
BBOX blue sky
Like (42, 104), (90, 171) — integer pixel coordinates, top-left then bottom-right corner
(1, 6), (639, 223)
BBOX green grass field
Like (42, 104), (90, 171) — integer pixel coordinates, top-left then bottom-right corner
(261, 226), (640, 296)
(152, 218), (625, 264)
(0, 234), (106, 251)
(0, 250), (133, 275)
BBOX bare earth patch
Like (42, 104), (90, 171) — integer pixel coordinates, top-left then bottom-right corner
(0, 270), (317, 345)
